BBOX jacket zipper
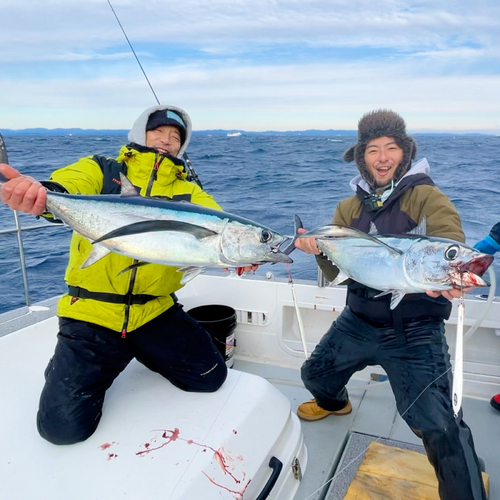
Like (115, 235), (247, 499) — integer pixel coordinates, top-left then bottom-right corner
(121, 153), (162, 337)
(145, 154), (164, 197)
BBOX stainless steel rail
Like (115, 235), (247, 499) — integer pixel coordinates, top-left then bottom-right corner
(1, 212), (61, 307)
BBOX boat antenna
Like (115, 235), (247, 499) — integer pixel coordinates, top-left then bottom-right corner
(106, 0), (203, 189)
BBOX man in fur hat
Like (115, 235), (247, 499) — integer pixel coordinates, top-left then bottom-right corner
(0, 104), (257, 446)
(294, 110), (487, 500)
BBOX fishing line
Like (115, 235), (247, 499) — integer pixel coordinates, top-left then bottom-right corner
(302, 364), (454, 500)
(302, 275), (496, 500)
(452, 279), (465, 416)
(106, 0), (160, 105)
(300, 275), (495, 499)
(288, 275), (308, 359)
(106, 0), (203, 188)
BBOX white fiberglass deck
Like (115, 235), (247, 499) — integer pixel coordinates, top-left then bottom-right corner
(0, 316), (306, 500)
(1, 274), (500, 500)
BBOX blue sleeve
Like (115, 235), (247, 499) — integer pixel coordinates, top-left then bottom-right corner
(474, 235), (500, 255)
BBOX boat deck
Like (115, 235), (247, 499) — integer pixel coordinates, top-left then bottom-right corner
(1, 278), (500, 499)
(236, 359), (500, 500)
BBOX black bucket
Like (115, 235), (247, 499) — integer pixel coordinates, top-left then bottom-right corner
(187, 305), (237, 368)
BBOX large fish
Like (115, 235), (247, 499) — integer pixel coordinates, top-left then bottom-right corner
(0, 166), (292, 281)
(299, 224), (493, 309)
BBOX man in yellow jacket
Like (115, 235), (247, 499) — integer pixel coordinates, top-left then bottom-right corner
(0, 105), (252, 445)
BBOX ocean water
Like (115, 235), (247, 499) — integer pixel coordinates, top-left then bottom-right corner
(0, 133), (499, 315)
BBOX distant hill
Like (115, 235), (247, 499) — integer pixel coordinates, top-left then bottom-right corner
(1, 128), (129, 136)
(0, 128), (495, 137)
(1, 128), (356, 137)
(192, 129), (358, 136)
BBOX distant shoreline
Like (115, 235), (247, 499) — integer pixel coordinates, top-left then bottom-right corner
(0, 128), (497, 137)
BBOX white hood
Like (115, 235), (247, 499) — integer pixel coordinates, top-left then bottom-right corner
(348, 158), (431, 193)
(127, 104), (192, 158)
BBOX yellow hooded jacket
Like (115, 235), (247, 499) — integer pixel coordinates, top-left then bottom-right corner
(47, 145), (220, 334)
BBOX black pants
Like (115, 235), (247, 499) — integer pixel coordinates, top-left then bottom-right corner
(301, 307), (487, 500)
(37, 305), (227, 445)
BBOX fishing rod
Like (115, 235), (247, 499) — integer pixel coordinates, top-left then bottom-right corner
(106, 0), (203, 189)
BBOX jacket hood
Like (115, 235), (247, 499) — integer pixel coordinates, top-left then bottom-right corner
(349, 157), (430, 193)
(127, 104), (192, 158)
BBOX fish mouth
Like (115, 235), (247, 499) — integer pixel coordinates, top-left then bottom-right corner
(458, 254), (494, 277)
(450, 254), (494, 287)
(266, 245), (293, 264)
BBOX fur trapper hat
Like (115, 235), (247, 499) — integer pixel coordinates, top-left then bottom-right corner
(343, 109), (417, 188)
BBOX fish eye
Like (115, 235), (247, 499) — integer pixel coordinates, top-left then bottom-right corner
(260, 230), (272, 243)
(444, 245), (460, 261)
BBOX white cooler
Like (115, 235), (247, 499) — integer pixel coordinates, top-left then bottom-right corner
(0, 318), (307, 499)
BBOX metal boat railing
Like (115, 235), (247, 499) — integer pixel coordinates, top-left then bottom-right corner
(0, 211), (61, 307)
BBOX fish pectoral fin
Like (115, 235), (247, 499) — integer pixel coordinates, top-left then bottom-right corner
(118, 261), (150, 275)
(81, 243), (111, 268)
(389, 291), (406, 310)
(330, 270), (350, 286)
(373, 290), (405, 309)
(178, 266), (205, 284)
(93, 220), (218, 244)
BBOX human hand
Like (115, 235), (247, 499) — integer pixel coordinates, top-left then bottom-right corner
(0, 163), (47, 215)
(235, 264), (259, 276)
(426, 288), (474, 301)
(294, 227), (320, 255)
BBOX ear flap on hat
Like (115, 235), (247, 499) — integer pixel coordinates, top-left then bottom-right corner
(343, 146), (355, 162)
(409, 137), (417, 159)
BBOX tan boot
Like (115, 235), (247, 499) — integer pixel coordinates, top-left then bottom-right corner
(297, 398), (352, 421)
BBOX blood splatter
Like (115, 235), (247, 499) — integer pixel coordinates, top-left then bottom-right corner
(202, 473), (251, 500)
(136, 428), (180, 456)
(99, 442), (116, 450)
(136, 428), (249, 497)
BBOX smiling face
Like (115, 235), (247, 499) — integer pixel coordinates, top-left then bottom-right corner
(145, 125), (182, 156)
(364, 136), (404, 187)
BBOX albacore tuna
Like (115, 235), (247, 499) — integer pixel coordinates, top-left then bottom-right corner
(299, 224), (493, 309)
(0, 170), (292, 281)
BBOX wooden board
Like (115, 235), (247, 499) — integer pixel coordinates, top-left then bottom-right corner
(343, 441), (489, 499)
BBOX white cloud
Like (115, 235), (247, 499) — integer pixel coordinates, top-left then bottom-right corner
(0, 0), (499, 131)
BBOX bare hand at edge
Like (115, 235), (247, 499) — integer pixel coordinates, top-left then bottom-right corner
(0, 163), (47, 216)
(294, 227), (320, 255)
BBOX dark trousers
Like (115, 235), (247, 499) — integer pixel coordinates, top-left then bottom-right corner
(37, 305), (227, 445)
(301, 307), (487, 500)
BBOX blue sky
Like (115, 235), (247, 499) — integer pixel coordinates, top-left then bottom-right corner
(1, 0), (500, 133)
